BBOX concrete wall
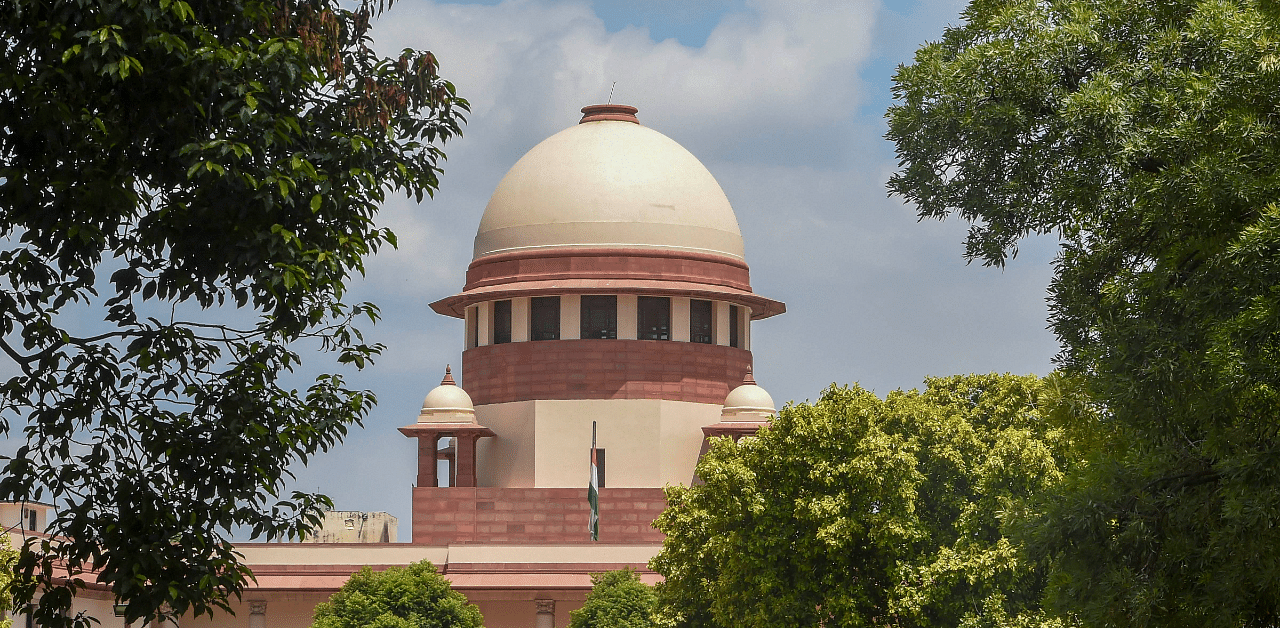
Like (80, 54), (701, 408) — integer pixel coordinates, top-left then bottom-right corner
(0, 502), (52, 534)
(303, 511), (397, 544)
(474, 398), (718, 490)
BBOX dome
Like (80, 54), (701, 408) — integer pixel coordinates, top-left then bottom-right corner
(474, 104), (745, 261)
(418, 366), (476, 421)
(722, 369), (776, 419)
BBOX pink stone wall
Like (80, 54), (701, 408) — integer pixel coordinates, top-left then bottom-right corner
(411, 487), (667, 545)
(462, 339), (751, 406)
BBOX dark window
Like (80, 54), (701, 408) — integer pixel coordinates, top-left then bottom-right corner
(591, 448), (607, 488)
(729, 304), (741, 348)
(580, 295), (617, 339)
(637, 296), (671, 340)
(493, 300), (512, 344)
(530, 296), (560, 341)
(469, 307), (478, 348)
(690, 299), (713, 344)
(27, 509), (35, 531)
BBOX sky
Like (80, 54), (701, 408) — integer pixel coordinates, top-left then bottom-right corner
(4, 0), (1064, 537)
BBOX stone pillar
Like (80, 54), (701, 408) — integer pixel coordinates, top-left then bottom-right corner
(512, 297), (530, 342)
(455, 433), (479, 487)
(713, 301), (731, 346)
(416, 434), (439, 487)
(534, 599), (555, 628)
(248, 601), (266, 628)
(671, 297), (691, 342)
(617, 295), (638, 339)
(560, 295), (581, 340)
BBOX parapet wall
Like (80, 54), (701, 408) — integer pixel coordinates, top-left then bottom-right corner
(411, 487), (667, 546)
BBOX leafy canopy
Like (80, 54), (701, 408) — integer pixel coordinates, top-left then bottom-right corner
(887, 1), (1280, 625)
(652, 374), (1072, 628)
(0, 0), (465, 625)
(569, 568), (659, 628)
(310, 561), (483, 628)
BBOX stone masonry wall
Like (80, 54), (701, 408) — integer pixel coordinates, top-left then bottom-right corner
(411, 487), (667, 545)
(462, 339), (751, 406)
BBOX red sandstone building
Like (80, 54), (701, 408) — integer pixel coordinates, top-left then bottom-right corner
(187, 104), (785, 628)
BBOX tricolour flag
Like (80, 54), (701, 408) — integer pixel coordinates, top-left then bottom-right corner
(588, 421), (599, 541)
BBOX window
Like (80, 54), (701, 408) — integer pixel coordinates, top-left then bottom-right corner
(580, 295), (617, 339)
(637, 296), (671, 340)
(493, 300), (512, 344)
(729, 305), (741, 348)
(27, 509), (35, 532)
(530, 296), (560, 341)
(468, 306), (478, 348)
(591, 448), (607, 488)
(690, 299), (713, 344)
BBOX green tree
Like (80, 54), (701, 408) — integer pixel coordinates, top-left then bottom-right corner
(0, 0), (465, 625)
(311, 561), (483, 628)
(652, 374), (1071, 628)
(887, 1), (1280, 625)
(569, 568), (659, 628)
(0, 535), (15, 628)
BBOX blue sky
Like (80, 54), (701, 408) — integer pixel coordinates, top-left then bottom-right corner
(2, 0), (1061, 537)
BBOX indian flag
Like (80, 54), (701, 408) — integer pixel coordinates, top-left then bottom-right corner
(589, 421), (599, 541)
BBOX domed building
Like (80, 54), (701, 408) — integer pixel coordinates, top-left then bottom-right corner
(201, 105), (786, 628)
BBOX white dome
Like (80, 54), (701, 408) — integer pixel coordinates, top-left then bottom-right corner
(474, 106), (744, 261)
(418, 367), (475, 421)
(422, 384), (474, 413)
(722, 383), (776, 415)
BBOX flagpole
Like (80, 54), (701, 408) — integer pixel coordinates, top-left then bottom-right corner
(589, 421), (599, 541)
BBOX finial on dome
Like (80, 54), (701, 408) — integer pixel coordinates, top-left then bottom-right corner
(742, 366), (756, 386)
(441, 365), (456, 386)
(580, 104), (639, 124)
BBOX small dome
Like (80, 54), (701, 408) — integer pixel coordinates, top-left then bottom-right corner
(722, 369), (776, 419)
(419, 366), (475, 420)
(473, 104), (744, 261)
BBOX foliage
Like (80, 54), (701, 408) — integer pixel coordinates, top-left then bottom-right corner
(0, 535), (14, 628)
(887, 1), (1280, 625)
(652, 374), (1071, 628)
(569, 568), (659, 628)
(310, 561), (483, 628)
(0, 0), (466, 625)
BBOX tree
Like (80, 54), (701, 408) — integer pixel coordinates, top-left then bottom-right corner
(887, 1), (1280, 626)
(0, 0), (466, 625)
(0, 535), (15, 628)
(651, 374), (1071, 628)
(310, 561), (483, 628)
(569, 568), (659, 628)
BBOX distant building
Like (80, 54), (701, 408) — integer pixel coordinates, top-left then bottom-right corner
(302, 511), (397, 544)
(0, 501), (52, 536)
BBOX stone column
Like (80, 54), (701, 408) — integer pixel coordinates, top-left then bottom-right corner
(248, 601), (267, 628)
(534, 599), (555, 628)
(416, 434), (439, 487)
(455, 433), (479, 487)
